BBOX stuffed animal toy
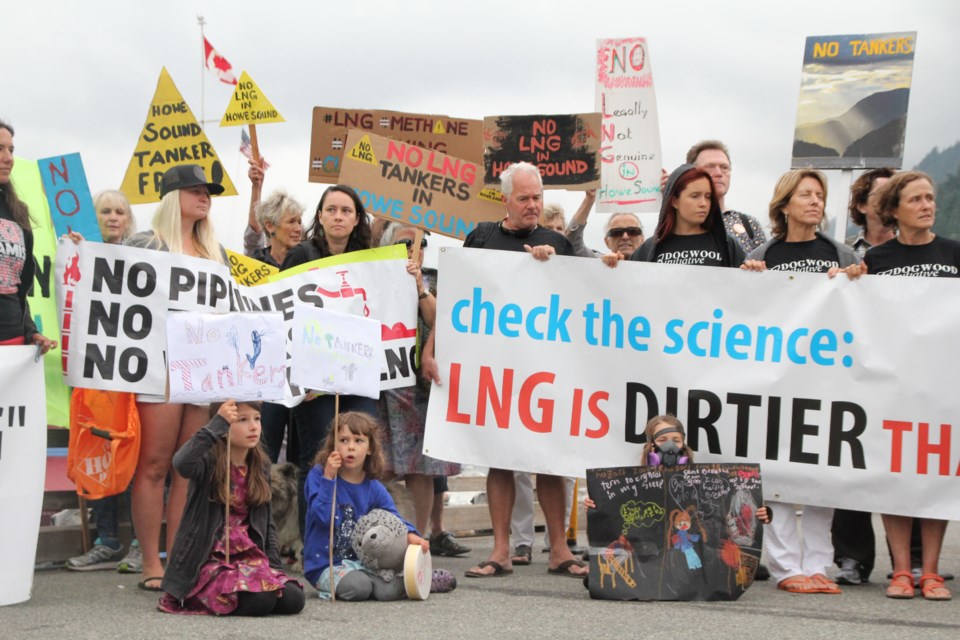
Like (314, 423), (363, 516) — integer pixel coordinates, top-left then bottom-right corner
(351, 509), (409, 583)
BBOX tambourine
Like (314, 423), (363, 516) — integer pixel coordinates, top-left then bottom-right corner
(403, 544), (432, 600)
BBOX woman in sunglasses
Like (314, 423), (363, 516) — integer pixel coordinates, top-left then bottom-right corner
(280, 184), (376, 538)
(603, 215), (645, 258)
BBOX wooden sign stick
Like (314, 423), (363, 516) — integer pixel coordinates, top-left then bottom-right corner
(328, 393), (340, 601)
(411, 228), (424, 264)
(248, 124), (261, 165)
(225, 426), (231, 565)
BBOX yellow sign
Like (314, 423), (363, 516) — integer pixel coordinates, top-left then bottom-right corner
(432, 120), (446, 134)
(347, 134), (377, 165)
(121, 68), (237, 204)
(220, 71), (285, 127)
(225, 249), (278, 286)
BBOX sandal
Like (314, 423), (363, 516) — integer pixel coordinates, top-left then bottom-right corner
(886, 570), (915, 599)
(919, 573), (952, 601)
(777, 575), (820, 594)
(511, 544), (532, 566)
(809, 573), (842, 594)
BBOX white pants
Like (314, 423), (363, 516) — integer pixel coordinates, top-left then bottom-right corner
(510, 473), (576, 548)
(763, 501), (835, 584)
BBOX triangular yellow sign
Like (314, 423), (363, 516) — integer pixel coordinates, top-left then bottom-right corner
(121, 68), (237, 204)
(432, 120), (446, 134)
(220, 71), (285, 127)
(347, 135), (377, 165)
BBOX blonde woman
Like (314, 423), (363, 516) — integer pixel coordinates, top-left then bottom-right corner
(125, 164), (226, 591)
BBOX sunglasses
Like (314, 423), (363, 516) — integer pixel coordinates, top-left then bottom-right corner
(607, 226), (643, 238)
(398, 238), (428, 249)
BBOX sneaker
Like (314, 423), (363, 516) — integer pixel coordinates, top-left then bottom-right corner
(66, 540), (125, 571)
(430, 569), (457, 593)
(836, 557), (864, 586)
(117, 540), (143, 574)
(429, 531), (471, 557)
(755, 563), (771, 581)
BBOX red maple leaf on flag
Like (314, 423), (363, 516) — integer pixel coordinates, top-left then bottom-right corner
(203, 36), (237, 85)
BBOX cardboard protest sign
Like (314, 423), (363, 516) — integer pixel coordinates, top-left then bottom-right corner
(166, 312), (286, 403)
(482, 114), (602, 189)
(791, 32), (917, 169)
(586, 464), (763, 601)
(226, 249), (277, 286)
(291, 307), (382, 399)
(56, 242), (418, 402)
(338, 130), (504, 240)
(220, 71), (284, 126)
(11, 159), (70, 427)
(424, 247), (960, 520)
(595, 37), (663, 213)
(0, 347), (47, 605)
(309, 107), (482, 183)
(120, 67), (237, 204)
(36, 153), (101, 241)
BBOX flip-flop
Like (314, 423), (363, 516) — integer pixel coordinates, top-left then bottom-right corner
(919, 573), (952, 601)
(809, 573), (842, 594)
(465, 561), (513, 578)
(137, 576), (163, 592)
(548, 559), (587, 578)
(777, 575), (820, 594)
(886, 570), (915, 599)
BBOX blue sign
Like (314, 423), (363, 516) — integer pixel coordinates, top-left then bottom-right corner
(37, 153), (102, 241)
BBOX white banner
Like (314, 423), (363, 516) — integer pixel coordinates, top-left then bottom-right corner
(0, 347), (47, 606)
(424, 248), (960, 520)
(292, 307), (382, 399)
(57, 241), (418, 401)
(166, 312), (287, 403)
(595, 37), (663, 214)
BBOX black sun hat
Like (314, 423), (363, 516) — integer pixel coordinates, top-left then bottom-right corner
(159, 164), (225, 199)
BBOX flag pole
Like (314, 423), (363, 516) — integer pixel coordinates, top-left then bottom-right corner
(198, 15), (206, 131)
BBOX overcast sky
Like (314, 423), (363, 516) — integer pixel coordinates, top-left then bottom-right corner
(5, 1), (958, 261)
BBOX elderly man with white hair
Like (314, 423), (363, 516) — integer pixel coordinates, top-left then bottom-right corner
(422, 162), (586, 579)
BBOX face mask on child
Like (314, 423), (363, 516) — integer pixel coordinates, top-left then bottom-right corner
(649, 439), (689, 466)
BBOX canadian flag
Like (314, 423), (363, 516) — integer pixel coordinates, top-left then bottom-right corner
(203, 36), (237, 85)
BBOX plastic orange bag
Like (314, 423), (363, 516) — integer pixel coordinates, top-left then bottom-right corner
(66, 388), (140, 499)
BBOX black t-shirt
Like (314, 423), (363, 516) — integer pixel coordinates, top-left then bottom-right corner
(764, 237), (840, 273)
(864, 235), (960, 278)
(653, 233), (725, 266)
(463, 222), (574, 256)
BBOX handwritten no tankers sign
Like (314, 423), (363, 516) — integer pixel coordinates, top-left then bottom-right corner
(309, 107), (483, 184)
(586, 463), (763, 602)
(482, 113), (602, 189)
(338, 129), (504, 240)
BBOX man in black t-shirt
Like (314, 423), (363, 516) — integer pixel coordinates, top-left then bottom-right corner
(424, 162), (585, 579)
(462, 163), (574, 258)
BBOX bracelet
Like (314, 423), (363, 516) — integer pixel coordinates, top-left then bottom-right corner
(418, 290), (430, 300)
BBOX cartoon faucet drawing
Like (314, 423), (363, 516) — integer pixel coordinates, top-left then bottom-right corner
(315, 270), (370, 316)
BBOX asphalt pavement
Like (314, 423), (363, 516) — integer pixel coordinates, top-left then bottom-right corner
(2, 515), (958, 640)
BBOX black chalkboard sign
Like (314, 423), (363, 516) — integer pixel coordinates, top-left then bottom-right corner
(586, 463), (763, 601)
(482, 113), (601, 189)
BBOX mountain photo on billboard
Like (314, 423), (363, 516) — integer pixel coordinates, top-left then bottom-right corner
(794, 88), (908, 160)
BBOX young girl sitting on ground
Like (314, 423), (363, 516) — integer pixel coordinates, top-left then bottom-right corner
(158, 400), (304, 616)
(585, 415), (770, 526)
(303, 412), (455, 600)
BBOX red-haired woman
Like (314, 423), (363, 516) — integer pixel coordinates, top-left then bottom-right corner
(629, 164), (744, 267)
